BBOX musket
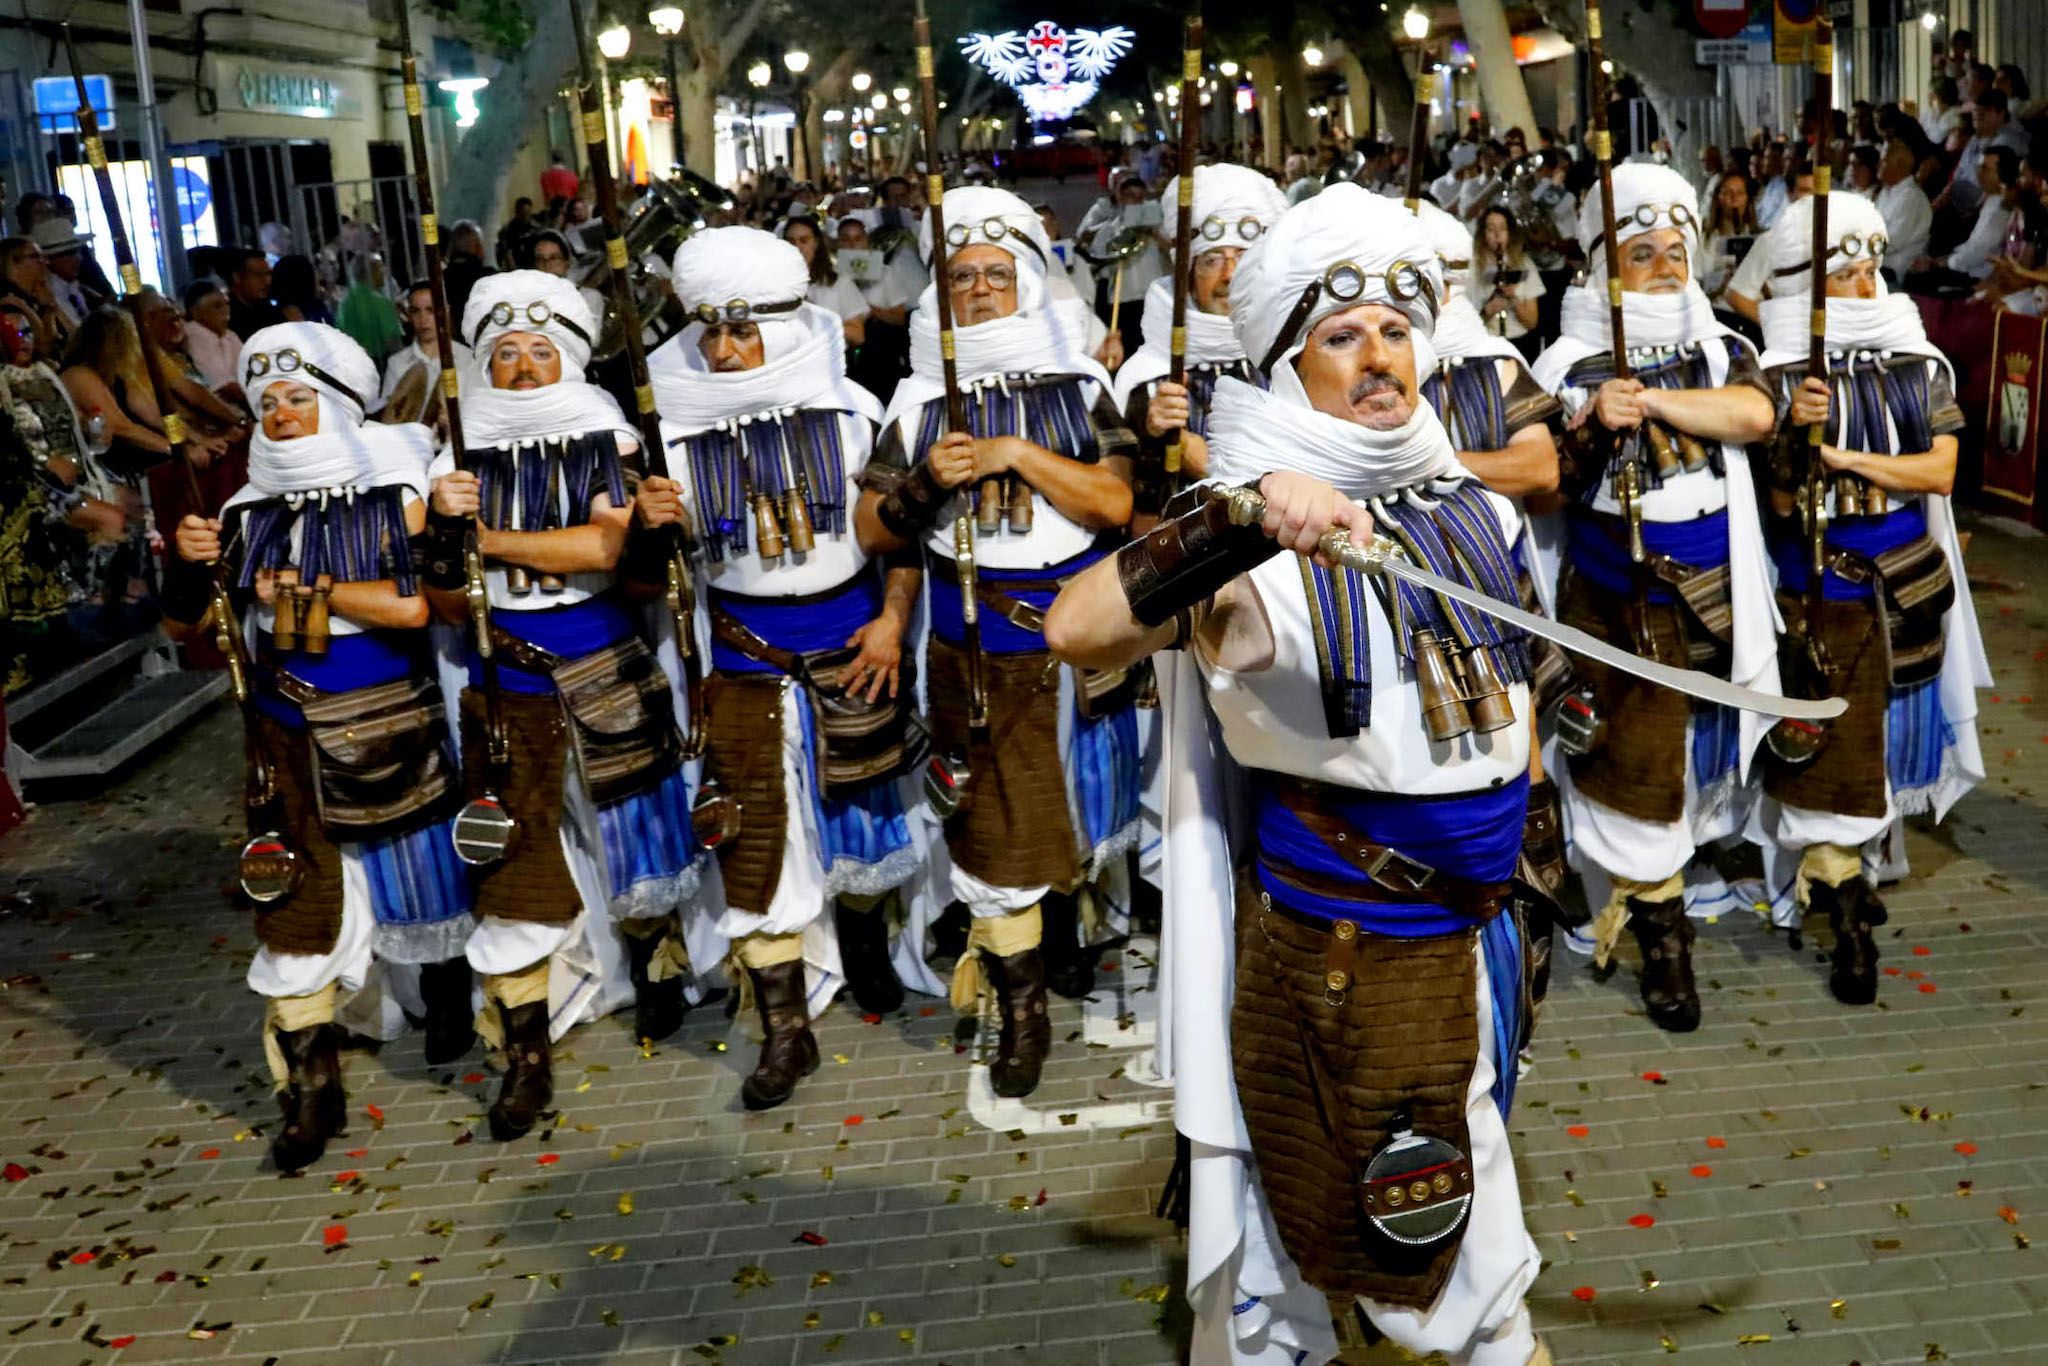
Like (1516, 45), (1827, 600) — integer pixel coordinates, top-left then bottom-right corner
(1803, 19), (1835, 583)
(1403, 49), (1436, 208)
(61, 26), (299, 898)
(1583, 0), (1644, 563)
(567, 0), (707, 757)
(1162, 16), (1203, 485)
(914, 0), (988, 733)
(393, 0), (521, 864)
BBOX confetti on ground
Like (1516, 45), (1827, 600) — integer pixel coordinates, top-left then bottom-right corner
(1628, 1214), (1656, 1229)
(1691, 1165), (1713, 1178)
(1955, 1143), (1978, 1155)
(322, 1225), (347, 1247)
(1566, 1125), (1589, 1138)
(1572, 1286), (1596, 1303)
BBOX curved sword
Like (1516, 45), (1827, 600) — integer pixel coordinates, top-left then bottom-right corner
(1221, 488), (1845, 722)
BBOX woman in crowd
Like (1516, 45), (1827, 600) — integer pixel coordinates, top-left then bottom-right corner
(1472, 204), (1546, 351)
(1699, 168), (1761, 303)
(182, 278), (244, 403)
(778, 213), (868, 349)
(271, 254), (334, 327)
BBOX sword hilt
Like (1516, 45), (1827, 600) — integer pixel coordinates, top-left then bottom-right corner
(1217, 485), (1395, 572)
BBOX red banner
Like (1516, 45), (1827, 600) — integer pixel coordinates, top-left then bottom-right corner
(1983, 310), (2045, 517)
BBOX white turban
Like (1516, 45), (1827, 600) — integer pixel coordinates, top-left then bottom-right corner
(671, 225), (812, 363)
(462, 268), (599, 380)
(1155, 163), (1288, 257)
(1411, 199), (1476, 302)
(1575, 162), (1701, 270)
(917, 184), (1053, 289)
(1229, 182), (1444, 378)
(1763, 191), (1892, 296)
(234, 322), (432, 501)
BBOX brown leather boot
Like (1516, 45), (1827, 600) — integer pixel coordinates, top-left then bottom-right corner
(271, 1023), (345, 1174)
(833, 895), (904, 1017)
(740, 960), (819, 1111)
(1813, 879), (1880, 1006)
(487, 1001), (552, 1141)
(1629, 896), (1700, 1033)
(984, 947), (1051, 1098)
(418, 958), (476, 1066)
(624, 929), (687, 1043)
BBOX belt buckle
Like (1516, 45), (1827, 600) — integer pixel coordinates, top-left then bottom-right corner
(1365, 846), (1435, 894)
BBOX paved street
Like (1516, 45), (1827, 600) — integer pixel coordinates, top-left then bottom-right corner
(3, 518), (2047, 1366)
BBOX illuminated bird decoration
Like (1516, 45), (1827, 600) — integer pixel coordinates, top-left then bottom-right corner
(959, 19), (1135, 122)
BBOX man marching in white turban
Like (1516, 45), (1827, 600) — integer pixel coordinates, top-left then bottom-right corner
(857, 184), (1142, 1099)
(1111, 164), (1287, 493)
(423, 270), (706, 1142)
(1530, 162), (1780, 1034)
(1046, 183), (1550, 1366)
(633, 226), (928, 1111)
(1750, 192), (1989, 1003)
(163, 322), (473, 1173)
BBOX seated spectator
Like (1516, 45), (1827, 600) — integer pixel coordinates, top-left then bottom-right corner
(1848, 144), (1881, 196)
(0, 235), (67, 360)
(31, 219), (100, 329)
(1942, 87), (2028, 221)
(224, 247), (284, 340)
(270, 254), (332, 326)
(1698, 169), (1761, 303)
(180, 278), (242, 401)
(1910, 145), (2024, 291)
(1875, 139), (1934, 280)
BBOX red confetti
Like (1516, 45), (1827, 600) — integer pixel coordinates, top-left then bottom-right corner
(1035, 1187), (1048, 1206)
(844, 1115), (864, 1126)
(107, 1336), (135, 1349)
(364, 1103), (385, 1121)
(333, 1171), (359, 1184)
(1912, 946), (1931, 956)
(795, 1231), (828, 1246)
(1572, 1286), (1597, 1303)
(154, 1271), (177, 1283)
(1627, 1214), (1656, 1229)
(70, 1251), (95, 1264)
(1960, 923), (1972, 933)
(536, 1153), (560, 1166)
(346, 1149), (368, 1158)
(1641, 1071), (1665, 1083)
(1955, 1142), (1978, 1155)
(463, 1073), (485, 1085)
(1919, 983), (1938, 994)
(322, 1224), (348, 1246)
(1705, 1137), (1727, 1149)
(861, 1013), (882, 1025)
(2000, 1206), (2020, 1224)
(2, 1163), (27, 1182)
(1905, 970), (1924, 980)
(1883, 967), (1903, 976)
(1690, 1165), (1714, 1178)
(197, 1149), (220, 1160)
(918, 1006), (938, 1017)
(1566, 1125), (1589, 1138)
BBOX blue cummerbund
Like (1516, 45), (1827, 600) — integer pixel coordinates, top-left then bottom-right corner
(1772, 504), (1926, 601)
(1252, 773), (1530, 937)
(1569, 507), (1729, 603)
(473, 593), (638, 694)
(929, 545), (1108, 654)
(255, 629), (422, 729)
(711, 568), (884, 675)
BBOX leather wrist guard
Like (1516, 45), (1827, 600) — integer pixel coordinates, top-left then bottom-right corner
(620, 522), (677, 588)
(1519, 776), (1570, 906)
(1117, 482), (1283, 630)
(875, 462), (950, 541)
(159, 552), (216, 625)
(1557, 419), (1614, 500)
(413, 514), (469, 593)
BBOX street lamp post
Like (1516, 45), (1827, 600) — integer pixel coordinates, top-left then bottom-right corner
(851, 73), (874, 182)
(596, 25), (631, 175)
(649, 7), (685, 172)
(747, 61), (771, 178)
(1403, 8), (1432, 153)
(784, 49), (812, 182)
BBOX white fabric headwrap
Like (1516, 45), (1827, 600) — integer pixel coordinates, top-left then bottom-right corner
(915, 184), (1051, 276)
(234, 322), (433, 507)
(651, 228), (882, 436)
(1532, 282), (1735, 393)
(457, 269), (634, 448)
(1410, 200), (1524, 366)
(1155, 163), (1288, 257)
(1111, 277), (1246, 412)
(1229, 182), (1445, 378)
(1576, 161), (1702, 281)
(1763, 191), (1891, 291)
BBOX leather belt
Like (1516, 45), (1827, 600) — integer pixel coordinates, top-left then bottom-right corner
(1259, 772), (1513, 922)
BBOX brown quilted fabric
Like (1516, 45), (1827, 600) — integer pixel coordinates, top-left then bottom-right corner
(703, 673), (789, 915)
(249, 714), (346, 955)
(926, 638), (1082, 892)
(1230, 871), (1479, 1307)
(460, 688), (580, 925)
(1557, 572), (1706, 824)
(1764, 590), (1888, 819)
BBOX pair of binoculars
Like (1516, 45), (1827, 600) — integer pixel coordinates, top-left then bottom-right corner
(1833, 473), (1886, 519)
(1643, 423), (1710, 478)
(271, 580), (331, 655)
(504, 566), (567, 595)
(751, 490), (817, 564)
(1413, 628), (1516, 744)
(975, 476), (1034, 536)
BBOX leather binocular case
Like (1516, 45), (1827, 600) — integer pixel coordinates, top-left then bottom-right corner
(923, 748), (972, 820)
(689, 778), (744, 848)
(752, 494), (786, 563)
(1765, 714), (1830, 767)
(238, 831), (304, 903)
(1552, 683), (1607, 758)
(452, 794), (519, 865)
(781, 488), (817, 555)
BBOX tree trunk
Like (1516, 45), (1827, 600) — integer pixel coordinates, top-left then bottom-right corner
(1248, 54), (1282, 170)
(680, 64), (718, 180)
(1532, 0), (1718, 171)
(1347, 23), (1417, 141)
(442, 3), (579, 225)
(1457, 0), (1539, 137)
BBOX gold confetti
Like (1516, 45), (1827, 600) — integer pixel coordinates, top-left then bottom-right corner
(832, 1054), (850, 1065)
(707, 1335), (739, 1347)
(997, 1254), (1017, 1268)
(1651, 1181), (1668, 1199)
(1736, 1333), (1770, 1345)
(408, 1272), (423, 1287)
(823, 1335), (844, 1352)
(1659, 1336), (1678, 1354)
(1830, 1300), (1847, 1318)
(866, 1310), (885, 1327)
(466, 1293), (495, 1313)
(617, 1192), (634, 1216)
(608, 1245), (626, 1262)
(1873, 1238), (1902, 1250)
(1640, 1270), (1660, 1290)
(803, 1310), (821, 1328)
(1008, 1195), (1030, 1211)
(944, 1189), (961, 1204)
(811, 1270), (833, 1288)
(2016, 1233), (2031, 1250)
(601, 1309), (620, 1327)
(708, 1041), (727, 1053)
(1925, 1346), (1947, 1361)
(898, 1329), (915, 1343)
(732, 1264), (774, 1296)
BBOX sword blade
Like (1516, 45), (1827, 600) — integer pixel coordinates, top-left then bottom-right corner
(1353, 540), (1845, 722)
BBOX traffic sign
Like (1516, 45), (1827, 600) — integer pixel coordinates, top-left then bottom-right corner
(32, 74), (115, 133)
(1694, 0), (1752, 42)
(1697, 20), (1772, 64)
(1774, 0), (1818, 63)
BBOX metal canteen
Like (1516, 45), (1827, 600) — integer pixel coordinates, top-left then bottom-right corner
(1862, 479), (1888, 517)
(976, 477), (1004, 534)
(506, 565), (534, 596)
(689, 779), (743, 848)
(923, 748), (972, 820)
(1553, 684), (1607, 757)
(452, 794), (519, 865)
(1675, 429), (1712, 474)
(1643, 422), (1682, 477)
(1765, 714), (1829, 767)
(1410, 629), (1473, 743)
(237, 832), (304, 903)
(1359, 1128), (1473, 1252)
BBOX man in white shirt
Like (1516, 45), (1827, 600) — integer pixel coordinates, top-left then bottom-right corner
(1943, 89), (2029, 218)
(1726, 165), (1813, 323)
(1930, 146), (2020, 282)
(1084, 173), (1164, 352)
(1754, 144), (1791, 228)
(1874, 139), (1934, 279)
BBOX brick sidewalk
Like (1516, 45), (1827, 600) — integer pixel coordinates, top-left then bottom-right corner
(3, 522), (2046, 1366)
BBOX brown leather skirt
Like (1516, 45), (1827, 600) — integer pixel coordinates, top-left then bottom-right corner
(1764, 590), (1889, 819)
(926, 637), (1083, 893)
(1230, 869), (1479, 1307)
(460, 688), (580, 926)
(1558, 572), (1710, 824)
(250, 713), (346, 956)
(702, 672), (790, 915)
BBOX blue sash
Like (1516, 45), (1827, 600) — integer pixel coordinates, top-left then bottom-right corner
(711, 569), (884, 674)
(928, 546), (1107, 654)
(253, 629), (423, 729)
(1771, 504), (1927, 601)
(1568, 507), (1730, 602)
(470, 593), (639, 694)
